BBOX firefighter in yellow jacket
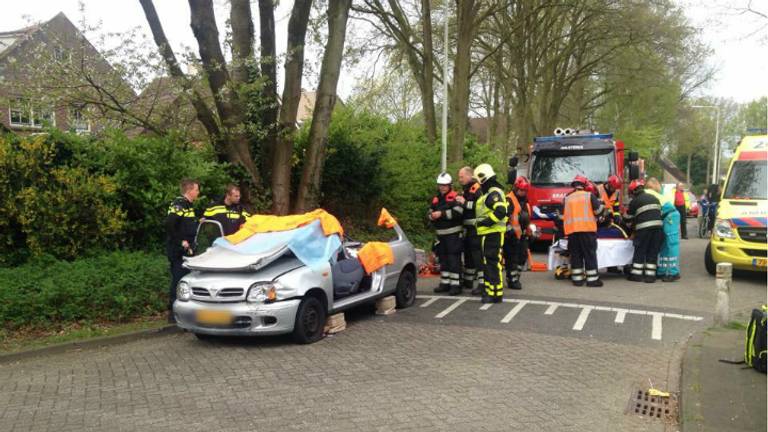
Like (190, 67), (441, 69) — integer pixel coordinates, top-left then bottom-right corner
(473, 164), (508, 303)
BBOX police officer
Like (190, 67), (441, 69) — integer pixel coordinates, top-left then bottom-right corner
(203, 184), (251, 236)
(473, 164), (508, 303)
(562, 175), (605, 287)
(455, 166), (483, 295)
(598, 175), (622, 225)
(625, 179), (664, 283)
(504, 176), (532, 290)
(165, 179), (200, 323)
(428, 172), (464, 295)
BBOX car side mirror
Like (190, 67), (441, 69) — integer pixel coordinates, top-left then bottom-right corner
(507, 168), (518, 185)
(627, 151), (639, 162)
(628, 164), (640, 181)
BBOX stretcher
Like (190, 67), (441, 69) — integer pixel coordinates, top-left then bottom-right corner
(547, 238), (635, 271)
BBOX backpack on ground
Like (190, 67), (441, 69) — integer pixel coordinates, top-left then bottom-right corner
(745, 305), (767, 373)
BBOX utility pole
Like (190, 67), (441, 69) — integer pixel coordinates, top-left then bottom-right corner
(441, 0), (449, 172)
(692, 105), (721, 184)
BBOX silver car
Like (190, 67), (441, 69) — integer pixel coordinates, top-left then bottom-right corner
(173, 219), (417, 344)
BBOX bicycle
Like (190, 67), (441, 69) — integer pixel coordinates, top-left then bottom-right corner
(698, 201), (717, 238)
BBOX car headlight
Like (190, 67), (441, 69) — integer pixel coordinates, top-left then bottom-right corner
(177, 281), (191, 301)
(247, 282), (280, 303)
(714, 218), (736, 239)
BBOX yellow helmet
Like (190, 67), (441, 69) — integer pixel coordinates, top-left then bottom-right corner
(474, 163), (496, 184)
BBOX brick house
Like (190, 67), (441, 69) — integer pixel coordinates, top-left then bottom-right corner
(0, 12), (131, 134)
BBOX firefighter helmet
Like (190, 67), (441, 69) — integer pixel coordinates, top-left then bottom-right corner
(585, 181), (596, 193)
(607, 175), (622, 190)
(514, 176), (530, 191)
(571, 175), (589, 187)
(474, 164), (496, 184)
(628, 179), (645, 194)
(436, 172), (452, 185)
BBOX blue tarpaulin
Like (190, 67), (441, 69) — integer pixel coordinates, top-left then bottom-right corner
(212, 220), (341, 270)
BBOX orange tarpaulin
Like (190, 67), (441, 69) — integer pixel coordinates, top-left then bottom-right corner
(225, 209), (344, 245)
(357, 242), (395, 274)
(377, 208), (397, 229)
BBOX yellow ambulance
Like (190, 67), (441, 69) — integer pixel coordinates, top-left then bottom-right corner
(705, 134), (768, 274)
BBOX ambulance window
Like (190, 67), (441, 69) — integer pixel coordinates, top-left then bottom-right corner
(724, 161), (767, 200)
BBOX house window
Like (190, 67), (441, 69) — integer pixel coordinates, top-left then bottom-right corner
(53, 46), (71, 63)
(9, 99), (55, 128)
(69, 107), (90, 133)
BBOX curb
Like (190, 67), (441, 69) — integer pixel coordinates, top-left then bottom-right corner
(0, 325), (181, 365)
(676, 331), (702, 432)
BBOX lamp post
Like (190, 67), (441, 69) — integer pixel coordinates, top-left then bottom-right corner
(440, 0), (449, 172)
(692, 105), (721, 184)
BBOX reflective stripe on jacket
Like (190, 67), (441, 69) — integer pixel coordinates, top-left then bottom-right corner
(563, 190), (597, 235)
(476, 186), (508, 235)
(506, 191), (531, 239)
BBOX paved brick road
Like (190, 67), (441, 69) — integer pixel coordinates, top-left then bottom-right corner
(0, 317), (670, 432)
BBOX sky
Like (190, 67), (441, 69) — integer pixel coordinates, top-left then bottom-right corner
(1, 0), (766, 103)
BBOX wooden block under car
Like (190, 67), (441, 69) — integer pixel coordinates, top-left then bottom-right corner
(375, 295), (396, 315)
(324, 312), (346, 334)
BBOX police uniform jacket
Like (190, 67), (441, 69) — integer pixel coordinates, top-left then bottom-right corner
(166, 196), (199, 258)
(203, 198), (250, 236)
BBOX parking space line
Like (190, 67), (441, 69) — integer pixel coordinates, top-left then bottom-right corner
(614, 309), (628, 324)
(479, 303), (493, 311)
(501, 301), (529, 323)
(650, 313), (663, 340)
(544, 304), (559, 315)
(573, 307), (593, 331)
(435, 299), (467, 318)
(420, 297), (439, 308)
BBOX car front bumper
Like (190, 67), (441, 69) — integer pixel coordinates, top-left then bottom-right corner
(173, 299), (301, 336)
(710, 237), (767, 272)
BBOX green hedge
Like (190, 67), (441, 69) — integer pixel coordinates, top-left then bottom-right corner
(0, 251), (168, 330)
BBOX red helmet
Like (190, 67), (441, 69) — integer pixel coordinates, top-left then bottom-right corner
(514, 176), (530, 191)
(628, 179), (645, 193)
(572, 175), (589, 187)
(585, 181), (596, 193)
(607, 175), (622, 190)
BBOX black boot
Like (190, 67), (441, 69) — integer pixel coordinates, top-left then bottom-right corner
(470, 286), (482, 295)
(508, 280), (522, 290)
(481, 294), (493, 304)
(572, 280), (585, 287)
(627, 274), (643, 282)
(586, 279), (603, 287)
(663, 274), (681, 282)
(644, 275), (656, 283)
(448, 285), (462, 296)
(434, 284), (450, 293)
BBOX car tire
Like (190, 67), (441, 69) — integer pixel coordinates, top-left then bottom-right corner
(395, 269), (417, 309)
(292, 296), (326, 344)
(705, 243), (716, 276)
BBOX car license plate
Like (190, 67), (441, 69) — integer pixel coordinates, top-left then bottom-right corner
(196, 310), (232, 325)
(753, 258), (767, 268)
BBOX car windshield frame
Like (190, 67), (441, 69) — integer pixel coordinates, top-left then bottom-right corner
(530, 149), (615, 186)
(723, 160), (768, 200)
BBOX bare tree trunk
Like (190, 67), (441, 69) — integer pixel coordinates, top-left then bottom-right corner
(294, 0), (352, 212)
(188, 0), (261, 188)
(448, 0), (477, 163)
(272, 0), (312, 215)
(420, 0), (437, 144)
(139, 0), (222, 151)
(257, 0), (279, 180)
(686, 152), (692, 184)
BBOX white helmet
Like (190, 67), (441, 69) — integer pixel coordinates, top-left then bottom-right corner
(436, 172), (452, 185)
(474, 163), (495, 184)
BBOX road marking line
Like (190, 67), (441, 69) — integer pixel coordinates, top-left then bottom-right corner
(435, 299), (467, 318)
(615, 309), (628, 324)
(479, 303), (493, 310)
(544, 304), (559, 315)
(501, 301), (529, 323)
(420, 297), (439, 308)
(573, 307), (593, 331)
(650, 313), (663, 340)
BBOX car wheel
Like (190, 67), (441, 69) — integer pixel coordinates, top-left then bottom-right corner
(705, 243), (716, 276)
(292, 296), (326, 344)
(395, 269), (417, 309)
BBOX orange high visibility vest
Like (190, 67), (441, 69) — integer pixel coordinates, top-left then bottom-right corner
(506, 192), (531, 239)
(563, 190), (597, 235)
(597, 184), (619, 212)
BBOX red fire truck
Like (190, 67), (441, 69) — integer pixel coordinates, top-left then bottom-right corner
(509, 130), (641, 242)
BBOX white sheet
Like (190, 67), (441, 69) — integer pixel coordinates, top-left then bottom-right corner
(547, 238), (634, 270)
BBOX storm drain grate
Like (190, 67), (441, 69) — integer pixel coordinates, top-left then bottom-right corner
(625, 387), (678, 423)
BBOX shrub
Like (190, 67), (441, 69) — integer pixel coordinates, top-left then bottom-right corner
(0, 251), (168, 330)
